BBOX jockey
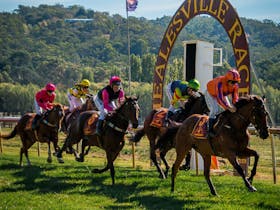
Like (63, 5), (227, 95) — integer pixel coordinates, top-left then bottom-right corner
(166, 79), (200, 120)
(205, 68), (240, 137)
(67, 79), (91, 112)
(32, 83), (56, 130)
(94, 76), (125, 136)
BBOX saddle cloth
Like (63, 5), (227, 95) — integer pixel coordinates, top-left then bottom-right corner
(83, 112), (99, 135)
(191, 115), (209, 139)
(150, 108), (168, 128)
(25, 114), (36, 130)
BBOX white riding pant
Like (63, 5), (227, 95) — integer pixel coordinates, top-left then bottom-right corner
(67, 92), (85, 112)
(34, 99), (43, 115)
(205, 90), (226, 119)
(94, 95), (117, 120)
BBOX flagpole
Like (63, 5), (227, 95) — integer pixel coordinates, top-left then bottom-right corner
(126, 3), (131, 96)
(126, 0), (135, 169)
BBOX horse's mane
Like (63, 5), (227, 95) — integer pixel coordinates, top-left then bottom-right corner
(234, 95), (262, 109)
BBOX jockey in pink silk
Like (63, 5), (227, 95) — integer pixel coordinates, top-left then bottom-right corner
(94, 76), (125, 136)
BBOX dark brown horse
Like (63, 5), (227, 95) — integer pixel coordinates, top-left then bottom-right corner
(1, 104), (65, 166)
(57, 96), (140, 184)
(59, 94), (97, 157)
(170, 95), (269, 195)
(61, 94), (97, 134)
(132, 93), (209, 178)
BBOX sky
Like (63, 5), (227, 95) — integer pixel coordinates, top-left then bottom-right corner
(0, 0), (279, 23)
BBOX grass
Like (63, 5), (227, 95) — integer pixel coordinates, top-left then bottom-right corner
(0, 128), (280, 210)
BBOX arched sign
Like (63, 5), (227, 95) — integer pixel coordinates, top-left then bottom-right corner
(153, 0), (250, 109)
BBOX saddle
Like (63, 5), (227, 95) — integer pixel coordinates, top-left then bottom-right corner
(150, 108), (168, 128)
(83, 112), (99, 135)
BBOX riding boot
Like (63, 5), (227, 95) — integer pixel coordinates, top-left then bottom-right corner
(32, 114), (41, 130)
(165, 111), (173, 126)
(207, 118), (216, 138)
(95, 119), (104, 137)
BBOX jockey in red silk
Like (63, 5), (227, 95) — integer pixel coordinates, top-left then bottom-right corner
(94, 76), (125, 136)
(205, 68), (240, 137)
(32, 83), (56, 129)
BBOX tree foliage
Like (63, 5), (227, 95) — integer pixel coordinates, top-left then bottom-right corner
(0, 5), (280, 123)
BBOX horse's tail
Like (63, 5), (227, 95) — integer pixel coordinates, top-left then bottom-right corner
(132, 127), (145, 143)
(155, 127), (179, 150)
(1, 125), (18, 140)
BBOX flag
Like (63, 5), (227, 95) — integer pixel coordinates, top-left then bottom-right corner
(127, 0), (138, 12)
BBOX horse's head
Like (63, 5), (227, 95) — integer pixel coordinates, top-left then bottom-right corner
(172, 93), (209, 122)
(119, 96), (140, 128)
(82, 94), (97, 111)
(250, 96), (269, 139)
(46, 103), (65, 127)
(236, 95), (269, 139)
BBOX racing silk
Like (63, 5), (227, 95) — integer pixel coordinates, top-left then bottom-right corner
(97, 85), (125, 111)
(68, 85), (86, 98)
(170, 80), (189, 107)
(35, 89), (56, 110)
(207, 76), (239, 109)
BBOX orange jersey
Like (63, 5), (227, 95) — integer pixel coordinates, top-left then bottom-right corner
(207, 76), (239, 109)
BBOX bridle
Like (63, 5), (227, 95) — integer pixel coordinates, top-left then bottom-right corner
(105, 98), (139, 134)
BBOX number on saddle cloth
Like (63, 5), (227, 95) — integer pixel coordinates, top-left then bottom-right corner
(150, 108), (168, 128)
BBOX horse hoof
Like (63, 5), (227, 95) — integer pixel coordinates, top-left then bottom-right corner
(158, 174), (166, 179)
(92, 169), (100, 173)
(75, 157), (84, 162)
(179, 165), (190, 171)
(57, 158), (64, 164)
(249, 186), (257, 192)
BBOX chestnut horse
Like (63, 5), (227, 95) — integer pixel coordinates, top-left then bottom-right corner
(57, 96), (140, 185)
(170, 95), (269, 195)
(61, 94), (97, 134)
(132, 93), (209, 179)
(1, 104), (65, 166)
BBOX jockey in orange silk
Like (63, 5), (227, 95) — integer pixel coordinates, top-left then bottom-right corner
(205, 69), (240, 137)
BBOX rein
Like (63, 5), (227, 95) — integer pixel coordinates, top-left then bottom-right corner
(42, 119), (58, 128)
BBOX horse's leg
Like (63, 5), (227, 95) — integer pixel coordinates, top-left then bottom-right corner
(76, 138), (88, 162)
(92, 141), (125, 184)
(179, 151), (191, 171)
(159, 149), (170, 178)
(84, 146), (91, 155)
(56, 136), (71, 163)
(20, 134), (32, 166)
(47, 142), (52, 163)
(238, 148), (259, 184)
(148, 136), (166, 179)
(203, 155), (217, 195)
(52, 138), (60, 156)
(171, 146), (190, 192)
(227, 156), (257, 192)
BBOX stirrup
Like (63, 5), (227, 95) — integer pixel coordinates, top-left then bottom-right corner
(207, 131), (216, 139)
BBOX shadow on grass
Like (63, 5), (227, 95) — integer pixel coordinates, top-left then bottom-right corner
(0, 162), (213, 209)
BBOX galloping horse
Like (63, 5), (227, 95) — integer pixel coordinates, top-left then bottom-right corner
(170, 95), (269, 195)
(61, 94), (97, 134)
(132, 93), (209, 179)
(1, 104), (65, 166)
(58, 96), (140, 185)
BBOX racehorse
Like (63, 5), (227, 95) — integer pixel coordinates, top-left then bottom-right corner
(57, 96), (140, 185)
(170, 95), (269, 195)
(61, 94), (97, 134)
(1, 104), (65, 166)
(131, 93), (209, 179)
(59, 94), (97, 156)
